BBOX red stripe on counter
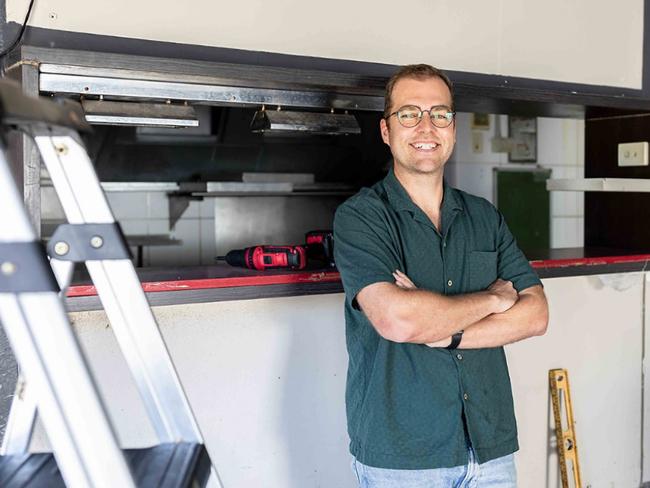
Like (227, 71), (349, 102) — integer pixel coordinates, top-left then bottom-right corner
(66, 271), (343, 297)
(530, 254), (650, 269)
(66, 254), (650, 298)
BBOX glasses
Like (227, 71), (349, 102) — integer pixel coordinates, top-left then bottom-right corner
(387, 105), (456, 128)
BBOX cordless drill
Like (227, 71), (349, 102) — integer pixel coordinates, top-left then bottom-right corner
(305, 230), (335, 268)
(219, 245), (307, 271)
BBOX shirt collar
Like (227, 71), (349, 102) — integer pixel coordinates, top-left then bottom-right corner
(384, 167), (464, 216)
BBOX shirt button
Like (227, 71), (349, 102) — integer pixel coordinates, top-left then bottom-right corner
(463, 393), (469, 401)
(456, 353), (463, 360)
(447, 279), (453, 287)
(443, 241), (447, 248)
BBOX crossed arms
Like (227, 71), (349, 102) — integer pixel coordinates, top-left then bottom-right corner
(356, 272), (548, 349)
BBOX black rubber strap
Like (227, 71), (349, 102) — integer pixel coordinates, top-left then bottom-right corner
(445, 330), (464, 350)
(47, 223), (131, 262)
(0, 242), (60, 293)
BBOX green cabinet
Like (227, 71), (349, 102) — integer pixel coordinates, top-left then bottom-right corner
(495, 168), (551, 253)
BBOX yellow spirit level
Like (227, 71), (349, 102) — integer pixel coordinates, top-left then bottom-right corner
(549, 368), (582, 488)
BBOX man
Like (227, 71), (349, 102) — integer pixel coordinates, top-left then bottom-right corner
(333, 64), (549, 487)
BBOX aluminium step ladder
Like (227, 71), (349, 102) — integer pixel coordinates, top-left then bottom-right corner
(0, 79), (223, 487)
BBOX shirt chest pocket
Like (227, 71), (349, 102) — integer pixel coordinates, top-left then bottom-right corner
(468, 251), (498, 292)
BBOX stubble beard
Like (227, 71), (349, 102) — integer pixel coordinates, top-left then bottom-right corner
(394, 152), (448, 177)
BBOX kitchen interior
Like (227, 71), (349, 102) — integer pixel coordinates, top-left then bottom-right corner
(3, 1), (650, 486)
(24, 53), (636, 488)
(40, 109), (585, 269)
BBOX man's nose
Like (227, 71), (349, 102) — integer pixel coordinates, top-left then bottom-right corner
(417, 112), (439, 131)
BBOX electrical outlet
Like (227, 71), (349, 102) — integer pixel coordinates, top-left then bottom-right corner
(618, 142), (649, 166)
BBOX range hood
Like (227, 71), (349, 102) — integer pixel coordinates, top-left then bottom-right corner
(250, 109), (361, 136)
(81, 100), (199, 128)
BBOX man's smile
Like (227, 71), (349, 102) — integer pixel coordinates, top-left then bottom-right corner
(410, 142), (440, 151)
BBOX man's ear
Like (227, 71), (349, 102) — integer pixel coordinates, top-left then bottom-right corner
(380, 118), (390, 146)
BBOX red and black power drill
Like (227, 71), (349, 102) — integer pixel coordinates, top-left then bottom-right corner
(219, 245), (307, 271)
(219, 230), (334, 271)
(305, 230), (335, 268)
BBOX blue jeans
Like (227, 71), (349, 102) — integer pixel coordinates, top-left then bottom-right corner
(351, 449), (517, 487)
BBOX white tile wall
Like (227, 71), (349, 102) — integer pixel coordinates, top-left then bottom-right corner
(576, 217), (584, 245)
(199, 198), (215, 219)
(106, 192), (149, 219)
(451, 162), (495, 202)
(537, 117), (564, 165)
(577, 193), (584, 215)
(147, 192), (170, 219)
(551, 190), (581, 218)
(41, 183), (215, 267)
(148, 218), (201, 267)
(200, 218), (217, 265)
(118, 219), (150, 266)
(552, 217), (582, 248)
(448, 113), (585, 249)
(180, 200), (201, 219)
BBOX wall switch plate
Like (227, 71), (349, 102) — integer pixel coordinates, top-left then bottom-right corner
(618, 142), (649, 166)
(472, 131), (483, 153)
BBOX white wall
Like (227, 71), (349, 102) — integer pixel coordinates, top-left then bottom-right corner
(509, 272), (643, 486)
(6, 0), (644, 89)
(447, 113), (585, 248)
(29, 273), (646, 487)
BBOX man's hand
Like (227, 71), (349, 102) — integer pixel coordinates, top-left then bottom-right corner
(393, 270), (416, 290)
(487, 279), (518, 313)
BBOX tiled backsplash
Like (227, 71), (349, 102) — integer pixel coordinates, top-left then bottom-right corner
(447, 113), (584, 249)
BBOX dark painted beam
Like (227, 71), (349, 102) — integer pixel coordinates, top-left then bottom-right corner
(3, 23), (650, 118)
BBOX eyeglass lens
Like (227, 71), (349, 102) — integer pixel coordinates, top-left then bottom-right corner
(396, 105), (454, 128)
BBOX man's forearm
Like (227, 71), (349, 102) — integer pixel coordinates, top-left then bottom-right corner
(428, 286), (548, 349)
(360, 283), (505, 344)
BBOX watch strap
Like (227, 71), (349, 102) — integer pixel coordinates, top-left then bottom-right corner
(445, 330), (464, 350)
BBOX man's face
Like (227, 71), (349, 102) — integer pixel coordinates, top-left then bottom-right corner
(380, 76), (456, 177)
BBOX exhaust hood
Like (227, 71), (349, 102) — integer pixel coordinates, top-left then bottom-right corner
(250, 109), (360, 136)
(81, 100), (199, 128)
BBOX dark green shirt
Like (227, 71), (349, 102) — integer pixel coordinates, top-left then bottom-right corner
(333, 169), (541, 469)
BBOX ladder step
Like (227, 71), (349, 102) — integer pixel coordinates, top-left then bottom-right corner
(0, 443), (211, 488)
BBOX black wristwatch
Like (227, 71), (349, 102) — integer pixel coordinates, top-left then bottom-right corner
(446, 330), (464, 350)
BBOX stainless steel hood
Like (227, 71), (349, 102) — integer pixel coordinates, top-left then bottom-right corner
(81, 99), (199, 127)
(250, 109), (361, 135)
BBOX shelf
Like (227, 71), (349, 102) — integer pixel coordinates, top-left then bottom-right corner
(546, 178), (650, 192)
(101, 182), (180, 192)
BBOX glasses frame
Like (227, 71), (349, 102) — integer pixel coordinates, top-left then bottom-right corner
(387, 105), (456, 128)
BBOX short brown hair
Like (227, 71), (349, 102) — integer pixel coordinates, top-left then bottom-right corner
(383, 64), (454, 119)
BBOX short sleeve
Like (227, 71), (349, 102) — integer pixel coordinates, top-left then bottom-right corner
(334, 199), (401, 309)
(495, 210), (542, 292)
